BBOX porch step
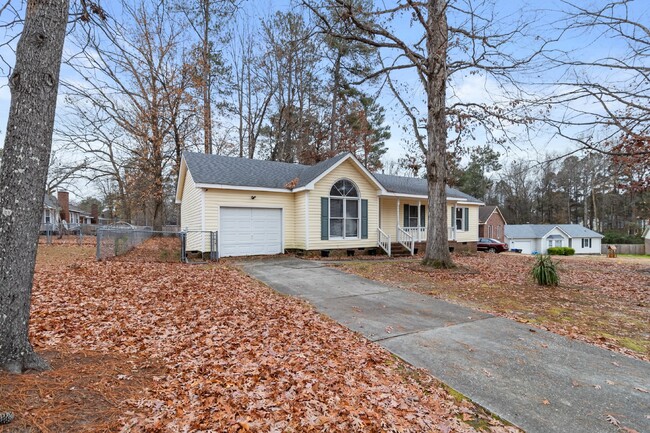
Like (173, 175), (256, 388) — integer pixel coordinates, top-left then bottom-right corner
(389, 242), (417, 257)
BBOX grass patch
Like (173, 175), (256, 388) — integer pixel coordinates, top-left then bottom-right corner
(617, 337), (647, 353)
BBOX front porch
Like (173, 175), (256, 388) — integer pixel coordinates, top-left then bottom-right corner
(377, 196), (458, 256)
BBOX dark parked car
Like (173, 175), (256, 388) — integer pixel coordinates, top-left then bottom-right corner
(477, 238), (509, 253)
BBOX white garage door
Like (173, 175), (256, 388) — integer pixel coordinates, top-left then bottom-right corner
(511, 240), (532, 254)
(220, 208), (282, 257)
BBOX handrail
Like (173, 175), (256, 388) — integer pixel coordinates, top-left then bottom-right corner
(377, 228), (391, 256)
(396, 226), (415, 255)
(401, 226), (426, 242)
(448, 226), (456, 241)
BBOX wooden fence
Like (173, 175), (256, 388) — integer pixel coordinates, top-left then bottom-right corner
(601, 244), (645, 255)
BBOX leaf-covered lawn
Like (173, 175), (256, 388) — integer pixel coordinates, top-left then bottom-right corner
(0, 243), (520, 432)
(332, 254), (650, 361)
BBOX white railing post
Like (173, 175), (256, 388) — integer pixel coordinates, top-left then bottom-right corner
(397, 226), (415, 255)
(448, 226), (456, 241)
(377, 228), (391, 256)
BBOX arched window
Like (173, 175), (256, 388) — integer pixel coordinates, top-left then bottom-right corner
(329, 179), (359, 238)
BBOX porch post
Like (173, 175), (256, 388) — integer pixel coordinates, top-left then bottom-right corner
(417, 200), (421, 241)
(396, 198), (400, 232)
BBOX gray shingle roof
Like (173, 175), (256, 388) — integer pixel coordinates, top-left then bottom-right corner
(44, 194), (58, 209)
(184, 152), (351, 190)
(372, 173), (482, 203)
(182, 152), (482, 203)
(479, 205), (497, 223)
(505, 224), (603, 239)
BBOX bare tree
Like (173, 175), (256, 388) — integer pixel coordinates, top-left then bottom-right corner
(0, 0), (69, 373)
(260, 11), (325, 163)
(229, 18), (274, 158)
(306, 0), (550, 267)
(540, 1), (649, 155)
(62, 0), (197, 229)
(176, 0), (235, 155)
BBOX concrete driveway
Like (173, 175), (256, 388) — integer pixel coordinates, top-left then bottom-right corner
(240, 257), (650, 433)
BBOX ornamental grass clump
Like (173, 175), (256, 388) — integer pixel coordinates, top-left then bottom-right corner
(532, 254), (559, 286)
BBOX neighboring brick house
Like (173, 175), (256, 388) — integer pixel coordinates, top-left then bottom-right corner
(478, 206), (507, 242)
(41, 191), (95, 232)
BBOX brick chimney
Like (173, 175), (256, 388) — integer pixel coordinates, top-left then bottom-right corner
(57, 191), (70, 223)
(91, 203), (99, 224)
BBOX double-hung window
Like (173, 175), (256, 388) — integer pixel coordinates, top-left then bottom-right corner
(329, 180), (359, 239)
(403, 204), (425, 228)
(455, 207), (469, 231)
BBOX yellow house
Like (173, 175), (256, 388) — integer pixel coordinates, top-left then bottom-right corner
(175, 152), (482, 257)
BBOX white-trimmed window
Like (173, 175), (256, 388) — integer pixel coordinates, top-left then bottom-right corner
(329, 180), (359, 239)
(455, 207), (469, 231)
(403, 204), (425, 228)
(582, 238), (592, 248)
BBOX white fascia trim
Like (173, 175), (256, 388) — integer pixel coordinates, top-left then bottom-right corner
(551, 226), (573, 239)
(380, 192), (427, 199)
(201, 190), (206, 232)
(175, 156), (187, 204)
(302, 153), (388, 193)
(381, 191), (483, 205)
(194, 183), (293, 193)
(305, 192), (309, 250)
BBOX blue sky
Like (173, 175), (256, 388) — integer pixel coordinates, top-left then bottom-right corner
(0, 0), (648, 198)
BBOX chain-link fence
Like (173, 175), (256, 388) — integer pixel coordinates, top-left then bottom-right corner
(39, 223), (100, 245)
(180, 231), (218, 262)
(96, 227), (218, 263)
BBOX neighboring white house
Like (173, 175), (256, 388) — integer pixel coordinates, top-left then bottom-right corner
(175, 152), (484, 257)
(505, 224), (603, 254)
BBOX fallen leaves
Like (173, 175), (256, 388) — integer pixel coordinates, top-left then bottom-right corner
(606, 414), (621, 426)
(5, 244), (523, 432)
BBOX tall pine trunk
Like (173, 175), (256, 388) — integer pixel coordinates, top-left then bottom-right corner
(202, 0), (213, 154)
(0, 0), (69, 373)
(422, 0), (453, 268)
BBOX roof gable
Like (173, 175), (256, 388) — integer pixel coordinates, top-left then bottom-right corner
(478, 206), (506, 224)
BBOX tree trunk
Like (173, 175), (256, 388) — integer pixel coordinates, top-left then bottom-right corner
(329, 50), (342, 153)
(0, 0), (69, 373)
(202, 0), (212, 154)
(422, 0), (453, 268)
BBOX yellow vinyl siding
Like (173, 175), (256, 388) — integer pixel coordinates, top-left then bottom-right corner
(448, 203), (479, 242)
(308, 159), (380, 249)
(179, 171), (205, 251)
(203, 189), (298, 249)
(379, 197), (398, 238)
(294, 191), (307, 249)
(180, 171), (203, 231)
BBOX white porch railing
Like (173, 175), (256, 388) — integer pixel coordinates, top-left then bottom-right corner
(397, 226), (457, 242)
(402, 226), (427, 242)
(397, 226), (415, 255)
(377, 228), (391, 256)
